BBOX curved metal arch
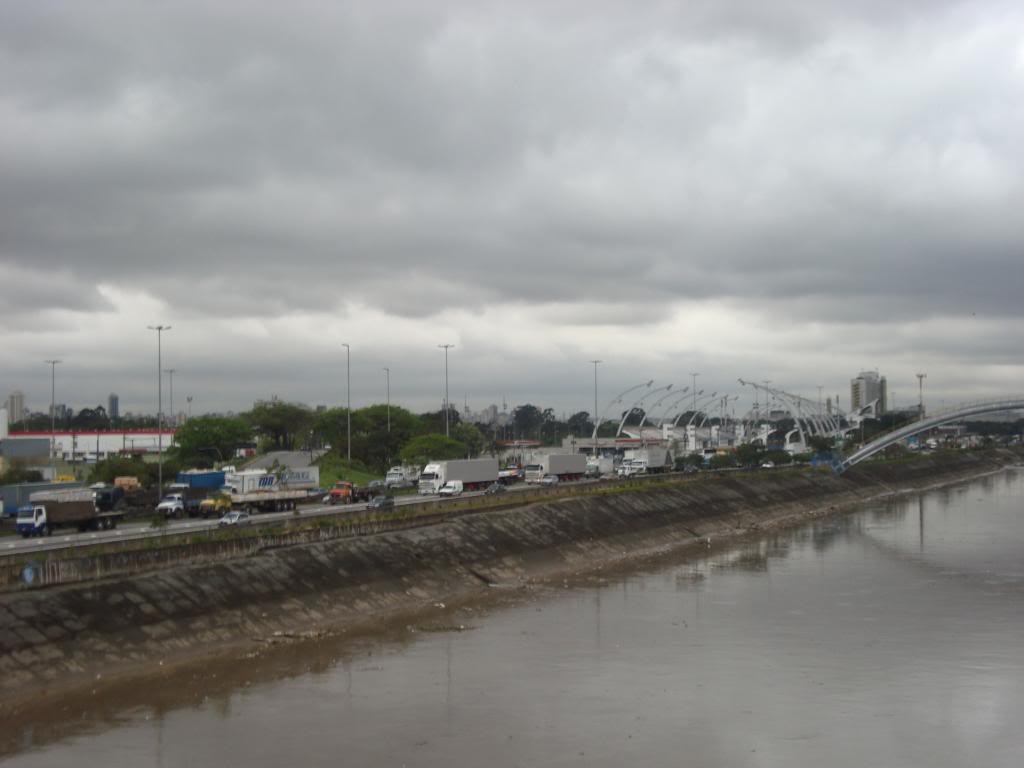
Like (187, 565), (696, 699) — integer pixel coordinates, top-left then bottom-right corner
(617, 383), (673, 437)
(686, 392), (720, 428)
(697, 394), (738, 429)
(836, 398), (1024, 472)
(642, 386), (687, 429)
(670, 390), (704, 428)
(591, 380), (653, 442)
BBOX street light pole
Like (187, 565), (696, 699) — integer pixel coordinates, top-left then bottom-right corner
(148, 325), (171, 495)
(916, 372), (926, 419)
(589, 360), (601, 455)
(383, 367), (390, 433)
(690, 372), (700, 415)
(342, 343), (351, 463)
(164, 368), (176, 443)
(438, 344), (454, 437)
(186, 395), (193, 421)
(44, 359), (61, 478)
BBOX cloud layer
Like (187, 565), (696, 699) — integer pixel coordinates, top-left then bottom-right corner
(1, 1), (1022, 415)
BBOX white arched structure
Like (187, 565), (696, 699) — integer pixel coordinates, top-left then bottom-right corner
(835, 397), (1024, 473)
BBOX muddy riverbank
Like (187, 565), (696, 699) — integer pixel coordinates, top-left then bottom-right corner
(0, 451), (1015, 714)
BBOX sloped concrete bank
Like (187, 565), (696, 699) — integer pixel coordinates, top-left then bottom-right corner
(0, 451), (1015, 711)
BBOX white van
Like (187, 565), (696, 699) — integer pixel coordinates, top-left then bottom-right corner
(438, 480), (464, 497)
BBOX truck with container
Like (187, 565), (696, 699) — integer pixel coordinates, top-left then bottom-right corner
(222, 467), (320, 513)
(385, 465), (420, 489)
(418, 458), (499, 495)
(16, 488), (123, 537)
(585, 456), (615, 477)
(524, 454), (587, 483)
(617, 448), (671, 476)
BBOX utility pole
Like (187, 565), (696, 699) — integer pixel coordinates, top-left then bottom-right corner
(589, 360), (601, 456)
(44, 359), (61, 478)
(383, 367), (390, 433)
(916, 373), (926, 419)
(148, 325), (171, 495)
(342, 343), (351, 463)
(164, 368), (176, 443)
(438, 344), (454, 437)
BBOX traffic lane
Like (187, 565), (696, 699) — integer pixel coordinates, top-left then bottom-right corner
(0, 480), (604, 557)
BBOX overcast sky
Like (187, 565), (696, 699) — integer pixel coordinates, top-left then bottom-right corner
(2, 0), (1022, 420)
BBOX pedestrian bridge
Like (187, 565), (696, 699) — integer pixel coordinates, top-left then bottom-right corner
(834, 397), (1024, 473)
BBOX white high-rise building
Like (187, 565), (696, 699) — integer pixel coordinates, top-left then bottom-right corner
(5, 391), (25, 423)
(851, 371), (887, 416)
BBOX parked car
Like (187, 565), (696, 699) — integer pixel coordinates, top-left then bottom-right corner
(539, 474), (560, 486)
(218, 511), (250, 527)
(367, 495), (395, 511)
(484, 482), (506, 495)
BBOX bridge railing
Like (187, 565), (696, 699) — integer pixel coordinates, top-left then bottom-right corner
(835, 396), (1024, 472)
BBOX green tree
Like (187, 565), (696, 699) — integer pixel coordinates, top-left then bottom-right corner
(399, 434), (468, 466)
(88, 455), (151, 485)
(735, 443), (764, 467)
(172, 416), (251, 467)
(513, 404), (543, 439)
(708, 453), (737, 470)
(452, 422), (486, 457)
(567, 411), (594, 437)
(0, 462), (44, 484)
(417, 407), (461, 436)
(807, 435), (834, 455)
(246, 400), (314, 450)
(71, 405), (111, 431)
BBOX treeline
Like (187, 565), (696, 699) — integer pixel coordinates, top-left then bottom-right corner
(12, 407), (157, 431)
(169, 400), (612, 475)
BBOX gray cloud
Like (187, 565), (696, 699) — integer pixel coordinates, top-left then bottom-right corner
(1, 1), (1021, 414)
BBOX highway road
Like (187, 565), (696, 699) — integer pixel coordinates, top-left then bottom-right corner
(0, 480), (574, 558)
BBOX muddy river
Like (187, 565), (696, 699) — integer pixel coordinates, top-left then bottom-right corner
(4, 469), (1024, 766)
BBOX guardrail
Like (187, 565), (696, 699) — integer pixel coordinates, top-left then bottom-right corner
(1, 470), (706, 591)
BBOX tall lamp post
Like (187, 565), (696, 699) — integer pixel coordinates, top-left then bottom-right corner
(438, 344), (454, 437)
(44, 359), (61, 478)
(342, 343), (351, 463)
(186, 395), (193, 421)
(383, 367), (391, 433)
(916, 372), (926, 419)
(589, 360), (601, 455)
(148, 325), (171, 494)
(164, 368), (176, 443)
(690, 372), (700, 415)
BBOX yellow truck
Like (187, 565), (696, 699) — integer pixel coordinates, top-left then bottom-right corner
(198, 493), (232, 519)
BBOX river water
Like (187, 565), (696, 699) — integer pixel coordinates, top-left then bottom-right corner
(5, 469), (1024, 766)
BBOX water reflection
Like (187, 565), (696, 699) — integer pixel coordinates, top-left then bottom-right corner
(5, 469), (1024, 767)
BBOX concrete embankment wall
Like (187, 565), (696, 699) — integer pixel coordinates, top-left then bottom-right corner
(0, 451), (1012, 708)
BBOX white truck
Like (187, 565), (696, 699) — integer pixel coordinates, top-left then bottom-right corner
(17, 488), (123, 536)
(586, 456), (615, 477)
(618, 448), (671, 476)
(524, 454), (587, 483)
(385, 465), (420, 489)
(222, 467), (320, 513)
(418, 458), (499, 495)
